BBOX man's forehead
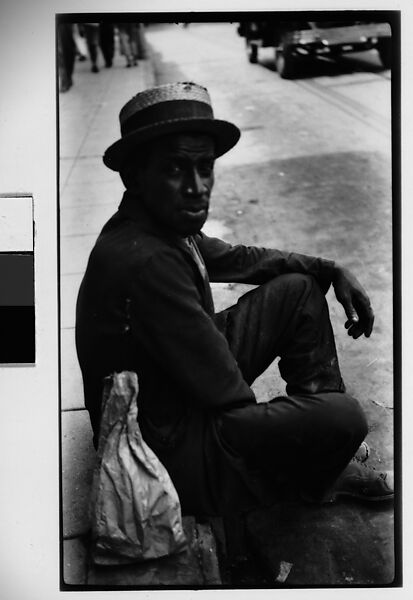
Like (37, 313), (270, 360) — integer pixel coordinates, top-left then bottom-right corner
(151, 133), (215, 155)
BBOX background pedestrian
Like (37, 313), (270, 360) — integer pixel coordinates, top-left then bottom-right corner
(99, 22), (115, 68)
(117, 23), (137, 67)
(83, 23), (101, 73)
(57, 22), (76, 92)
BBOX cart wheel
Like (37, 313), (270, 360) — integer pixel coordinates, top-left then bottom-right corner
(246, 40), (258, 64)
(377, 38), (391, 70)
(275, 48), (295, 78)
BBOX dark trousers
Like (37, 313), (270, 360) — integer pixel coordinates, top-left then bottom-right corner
(216, 273), (368, 502)
(57, 24), (76, 90)
(83, 25), (100, 67)
(99, 23), (114, 66)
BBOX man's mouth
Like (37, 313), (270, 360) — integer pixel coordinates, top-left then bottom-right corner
(180, 206), (208, 219)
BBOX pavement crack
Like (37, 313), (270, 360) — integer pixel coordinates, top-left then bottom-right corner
(371, 398), (393, 410)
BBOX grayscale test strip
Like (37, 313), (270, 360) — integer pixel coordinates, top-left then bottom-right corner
(0, 194), (35, 363)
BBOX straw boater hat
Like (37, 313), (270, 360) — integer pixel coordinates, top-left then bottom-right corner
(103, 81), (241, 172)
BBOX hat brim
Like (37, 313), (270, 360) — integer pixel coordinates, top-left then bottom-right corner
(103, 117), (240, 171)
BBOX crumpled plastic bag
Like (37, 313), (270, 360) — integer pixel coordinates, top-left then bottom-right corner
(88, 371), (187, 565)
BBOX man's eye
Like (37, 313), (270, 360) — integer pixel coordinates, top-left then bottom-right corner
(165, 162), (182, 175)
(199, 162), (214, 176)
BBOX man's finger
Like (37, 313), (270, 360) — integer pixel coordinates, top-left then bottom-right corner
(354, 299), (374, 338)
(346, 310), (374, 338)
(364, 310), (374, 338)
(347, 322), (364, 339)
(341, 295), (358, 322)
(353, 293), (375, 336)
(345, 318), (358, 330)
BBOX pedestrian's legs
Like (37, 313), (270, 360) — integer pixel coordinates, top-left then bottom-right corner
(73, 24), (87, 61)
(129, 25), (139, 64)
(129, 23), (145, 61)
(118, 26), (134, 67)
(99, 23), (114, 67)
(134, 23), (146, 59)
(84, 24), (100, 72)
(58, 23), (76, 92)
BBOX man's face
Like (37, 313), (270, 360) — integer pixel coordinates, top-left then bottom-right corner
(137, 133), (215, 236)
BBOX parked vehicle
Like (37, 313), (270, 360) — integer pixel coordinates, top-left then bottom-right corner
(237, 20), (392, 78)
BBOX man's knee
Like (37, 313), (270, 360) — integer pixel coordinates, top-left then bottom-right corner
(216, 392), (368, 471)
(318, 392), (368, 445)
(266, 273), (323, 303)
(276, 273), (315, 287)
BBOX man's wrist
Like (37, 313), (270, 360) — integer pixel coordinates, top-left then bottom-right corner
(331, 263), (348, 284)
(324, 259), (337, 284)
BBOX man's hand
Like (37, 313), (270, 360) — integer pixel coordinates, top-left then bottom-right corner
(332, 265), (374, 339)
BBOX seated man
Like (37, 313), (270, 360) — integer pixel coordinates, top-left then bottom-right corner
(75, 81), (393, 517)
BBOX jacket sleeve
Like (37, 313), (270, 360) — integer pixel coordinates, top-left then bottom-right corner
(196, 232), (335, 295)
(128, 247), (256, 410)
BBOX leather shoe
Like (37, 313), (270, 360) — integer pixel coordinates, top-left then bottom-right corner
(325, 461), (394, 503)
(353, 440), (370, 463)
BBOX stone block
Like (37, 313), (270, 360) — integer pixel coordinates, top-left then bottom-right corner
(60, 273), (82, 329)
(60, 233), (96, 276)
(60, 179), (122, 209)
(194, 522), (222, 585)
(60, 327), (84, 411)
(62, 537), (88, 585)
(60, 202), (115, 238)
(59, 157), (76, 190)
(61, 409), (96, 537)
(65, 157), (116, 186)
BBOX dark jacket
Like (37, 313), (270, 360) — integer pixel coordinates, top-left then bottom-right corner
(75, 191), (335, 515)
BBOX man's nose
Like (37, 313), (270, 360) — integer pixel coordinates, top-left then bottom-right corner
(185, 169), (204, 196)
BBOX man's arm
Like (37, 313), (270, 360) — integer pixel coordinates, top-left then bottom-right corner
(197, 233), (335, 294)
(197, 233), (374, 339)
(128, 247), (257, 409)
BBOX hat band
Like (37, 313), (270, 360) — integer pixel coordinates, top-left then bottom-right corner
(120, 100), (214, 136)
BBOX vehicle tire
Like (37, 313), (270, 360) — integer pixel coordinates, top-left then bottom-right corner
(377, 38), (391, 70)
(275, 48), (295, 78)
(246, 40), (258, 64)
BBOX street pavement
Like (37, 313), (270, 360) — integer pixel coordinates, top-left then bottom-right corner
(60, 23), (396, 588)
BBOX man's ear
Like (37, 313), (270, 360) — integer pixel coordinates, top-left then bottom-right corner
(120, 162), (144, 193)
(130, 171), (144, 195)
